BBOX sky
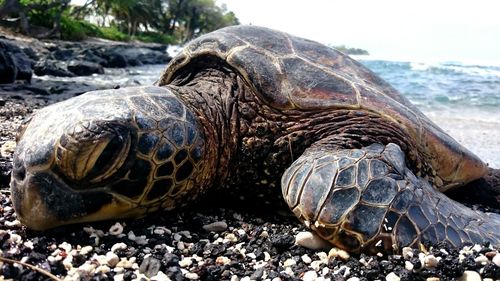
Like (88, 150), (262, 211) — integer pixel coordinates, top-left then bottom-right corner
(217, 0), (500, 63)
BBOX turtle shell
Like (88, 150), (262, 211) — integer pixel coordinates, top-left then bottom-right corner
(159, 25), (487, 189)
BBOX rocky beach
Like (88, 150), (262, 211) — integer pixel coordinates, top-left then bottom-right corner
(1, 31), (499, 281)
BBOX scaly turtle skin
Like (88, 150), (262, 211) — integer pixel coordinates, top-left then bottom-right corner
(10, 26), (500, 253)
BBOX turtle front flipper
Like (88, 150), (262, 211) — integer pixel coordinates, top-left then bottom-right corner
(281, 142), (500, 253)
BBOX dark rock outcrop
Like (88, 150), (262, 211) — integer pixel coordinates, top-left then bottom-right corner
(0, 38), (33, 83)
(34, 59), (75, 77)
(67, 60), (104, 76)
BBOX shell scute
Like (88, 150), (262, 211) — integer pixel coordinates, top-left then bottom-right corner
(281, 57), (358, 109)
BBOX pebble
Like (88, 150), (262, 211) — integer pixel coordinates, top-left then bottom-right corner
(402, 247), (414, 259)
(302, 270), (318, 281)
(458, 270), (482, 281)
(426, 278), (440, 281)
(202, 221), (228, 232)
(184, 272), (199, 280)
(111, 242), (127, 253)
(424, 254), (439, 268)
(95, 265), (111, 274)
(474, 254), (488, 265)
(346, 278), (360, 281)
(283, 258), (296, 267)
(295, 231), (331, 250)
(386, 272), (400, 281)
(0, 140), (16, 157)
(106, 252), (120, 267)
(216, 256), (231, 265)
(492, 253), (500, 266)
(405, 260), (414, 271)
(109, 222), (124, 235)
(328, 247), (350, 260)
(301, 254), (312, 264)
(224, 233), (238, 242)
(115, 257), (136, 268)
(151, 271), (170, 281)
(179, 257), (193, 267)
(80, 246), (93, 255)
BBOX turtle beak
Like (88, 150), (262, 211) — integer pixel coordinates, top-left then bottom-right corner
(10, 166), (141, 231)
(10, 176), (61, 231)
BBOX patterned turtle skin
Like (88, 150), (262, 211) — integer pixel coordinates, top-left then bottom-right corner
(10, 26), (500, 253)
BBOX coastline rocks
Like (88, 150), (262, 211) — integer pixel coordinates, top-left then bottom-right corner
(0, 38), (33, 83)
(67, 60), (104, 76)
(0, 34), (171, 82)
(34, 59), (75, 77)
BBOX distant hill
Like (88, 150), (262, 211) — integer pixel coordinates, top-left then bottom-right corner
(330, 45), (369, 55)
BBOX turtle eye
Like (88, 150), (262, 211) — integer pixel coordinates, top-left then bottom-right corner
(55, 123), (132, 183)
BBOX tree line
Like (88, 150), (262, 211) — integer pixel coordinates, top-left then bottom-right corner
(0, 0), (239, 43)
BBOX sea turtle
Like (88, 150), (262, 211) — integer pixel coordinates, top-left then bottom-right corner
(10, 25), (500, 253)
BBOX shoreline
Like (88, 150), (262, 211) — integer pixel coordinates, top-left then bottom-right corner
(429, 115), (500, 169)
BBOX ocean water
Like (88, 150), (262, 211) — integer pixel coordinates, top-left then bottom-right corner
(357, 58), (500, 168)
(357, 58), (500, 122)
(53, 57), (499, 167)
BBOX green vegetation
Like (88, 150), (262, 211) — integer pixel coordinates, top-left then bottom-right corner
(0, 0), (239, 43)
(331, 44), (369, 55)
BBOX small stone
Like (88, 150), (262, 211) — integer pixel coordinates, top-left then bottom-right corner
(295, 231), (330, 250)
(386, 272), (400, 281)
(111, 242), (127, 253)
(224, 233), (238, 242)
(328, 247), (350, 260)
(59, 242), (72, 253)
(474, 255), (488, 265)
(173, 233), (182, 241)
(95, 265), (110, 274)
(471, 244), (482, 252)
(109, 222), (124, 235)
(0, 140), (16, 158)
(424, 255), (438, 268)
(115, 257), (136, 268)
(458, 270), (482, 281)
(184, 272), (199, 280)
(283, 258), (296, 267)
(179, 257), (193, 267)
(216, 256), (231, 265)
(426, 278), (440, 281)
(80, 246), (93, 255)
(153, 227), (171, 235)
(402, 247), (413, 259)
(78, 262), (96, 274)
(202, 221), (228, 232)
(139, 256), (162, 278)
(485, 251), (497, 259)
(264, 252), (271, 262)
(301, 254), (312, 264)
(302, 271), (318, 281)
(347, 278), (360, 281)
(405, 261), (414, 271)
(4, 220), (21, 227)
(151, 271), (170, 281)
(106, 252), (119, 267)
(492, 253), (500, 266)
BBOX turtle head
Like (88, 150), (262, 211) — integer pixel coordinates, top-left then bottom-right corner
(10, 86), (206, 230)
